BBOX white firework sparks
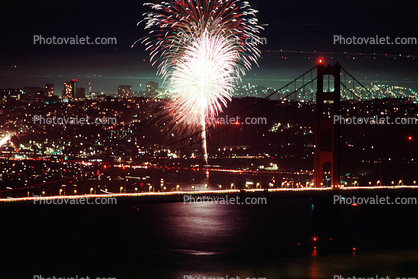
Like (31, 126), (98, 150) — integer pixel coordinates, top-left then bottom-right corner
(139, 0), (263, 163)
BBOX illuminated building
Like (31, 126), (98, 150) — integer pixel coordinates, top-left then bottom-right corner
(117, 85), (133, 98)
(146, 81), (158, 98)
(35, 90), (47, 102)
(0, 88), (21, 102)
(21, 87), (42, 101)
(45, 83), (54, 97)
(62, 79), (77, 100)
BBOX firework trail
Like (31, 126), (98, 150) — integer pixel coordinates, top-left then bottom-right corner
(0, 134), (12, 147)
(138, 0), (262, 164)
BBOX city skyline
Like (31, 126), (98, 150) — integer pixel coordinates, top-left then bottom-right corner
(1, 1), (417, 94)
(2, 75), (417, 102)
(1, 53), (417, 96)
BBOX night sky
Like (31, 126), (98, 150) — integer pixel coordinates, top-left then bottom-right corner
(1, 0), (417, 94)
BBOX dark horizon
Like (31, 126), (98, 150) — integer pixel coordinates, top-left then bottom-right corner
(1, 54), (417, 96)
(1, 0), (417, 94)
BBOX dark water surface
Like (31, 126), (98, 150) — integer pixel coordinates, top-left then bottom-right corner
(1, 198), (418, 279)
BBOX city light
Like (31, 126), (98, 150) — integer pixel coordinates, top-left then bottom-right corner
(1, 0), (418, 277)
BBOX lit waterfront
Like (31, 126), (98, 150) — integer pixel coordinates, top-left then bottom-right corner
(2, 183), (418, 203)
(1, 158), (417, 199)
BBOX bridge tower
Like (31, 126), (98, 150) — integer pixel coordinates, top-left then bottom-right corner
(314, 63), (341, 188)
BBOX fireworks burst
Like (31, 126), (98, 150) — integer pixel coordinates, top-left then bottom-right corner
(138, 0), (263, 163)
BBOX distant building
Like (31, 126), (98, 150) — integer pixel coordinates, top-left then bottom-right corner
(76, 87), (85, 99)
(117, 85), (133, 98)
(0, 88), (22, 103)
(146, 81), (158, 98)
(62, 79), (77, 100)
(21, 87), (42, 101)
(35, 90), (47, 102)
(133, 90), (146, 97)
(45, 83), (54, 97)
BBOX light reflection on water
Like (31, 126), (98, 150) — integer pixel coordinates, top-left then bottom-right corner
(175, 250), (418, 279)
(155, 203), (418, 279)
(2, 198), (418, 279)
(160, 203), (246, 254)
